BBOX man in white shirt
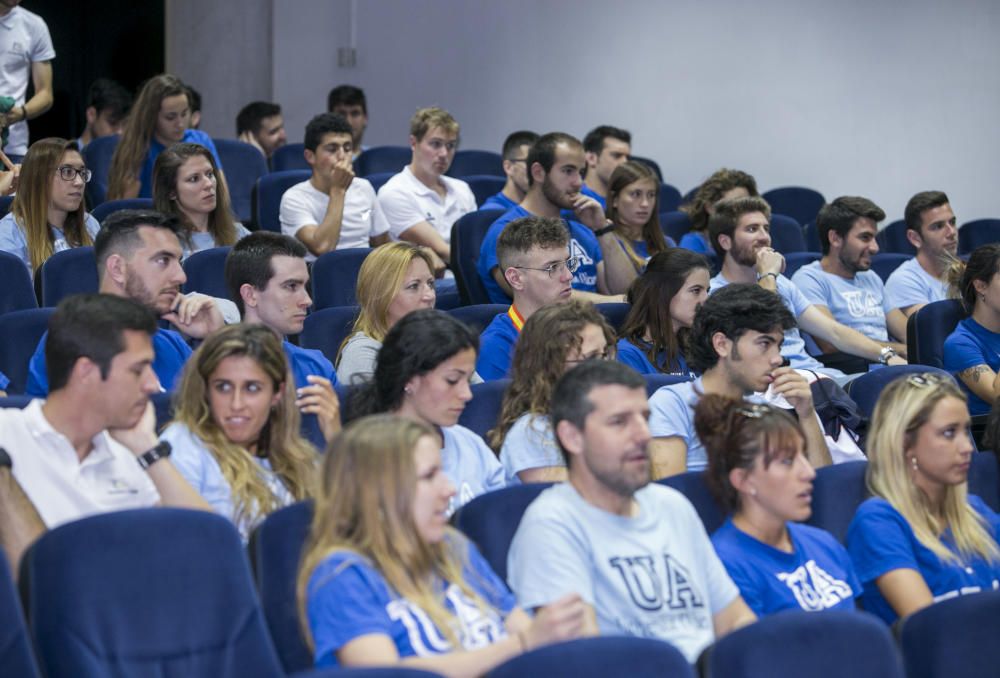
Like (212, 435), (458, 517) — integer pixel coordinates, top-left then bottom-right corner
(280, 112), (387, 261)
(0, 294), (209, 575)
(374, 106), (477, 277)
(0, 0), (54, 160)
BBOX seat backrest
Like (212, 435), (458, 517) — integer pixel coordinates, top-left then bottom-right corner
(969, 452), (1000, 512)
(802, 221), (822, 253)
(761, 186), (826, 227)
(631, 155), (664, 182)
(643, 373), (691, 396)
(805, 460), (867, 543)
(452, 482), (552, 584)
(299, 306), (360, 364)
(364, 171), (396, 194)
(958, 218), (1000, 256)
(354, 145), (410, 176)
(38, 246), (98, 307)
(81, 134), (119, 206)
(457, 379), (508, 441)
(784, 251), (821, 279)
(212, 138), (269, 222)
(447, 303), (506, 334)
(657, 471), (726, 534)
(660, 210), (693, 243)
(900, 588), (1000, 678)
(870, 252), (910, 283)
(0, 540), (40, 678)
(769, 213), (807, 253)
(846, 365), (953, 418)
(270, 143), (308, 172)
(451, 209), (505, 306)
(490, 637), (692, 678)
(659, 183), (682, 212)
(447, 149), (503, 177)
(21, 509), (285, 678)
(253, 169), (311, 233)
(311, 247), (372, 310)
(247, 500), (315, 673)
(595, 302), (630, 332)
(90, 198), (155, 224)
(0, 308), (54, 394)
(876, 219), (916, 255)
(906, 299), (965, 369)
(182, 246), (233, 299)
(705, 609), (903, 678)
(0, 250), (37, 314)
(464, 174), (506, 206)
(0, 194), (13, 218)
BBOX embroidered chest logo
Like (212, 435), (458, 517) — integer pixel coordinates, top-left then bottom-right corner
(609, 554), (705, 611)
(776, 559), (854, 610)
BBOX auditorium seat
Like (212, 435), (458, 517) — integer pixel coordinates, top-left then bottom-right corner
(769, 213), (807, 253)
(657, 471), (725, 534)
(643, 373), (692, 396)
(870, 252), (910, 283)
(784, 251), (821, 279)
(490, 637), (692, 678)
(631, 155), (663, 182)
(20, 509), (288, 678)
(448, 303), (506, 333)
(805, 460), (867, 543)
(900, 589), (1000, 678)
(37, 246), (99, 307)
(958, 218), (1000, 255)
(596, 302), (630, 332)
(451, 208), (505, 306)
(0, 540), (40, 678)
(355, 145), (410, 176)
(0, 308), (53, 394)
(447, 149), (503, 177)
(299, 305), (359, 364)
(660, 210), (692, 243)
(846, 365), (953, 418)
(762, 186), (826, 228)
(803, 221), (822, 252)
(0, 250), (37, 314)
(213, 138), (269, 223)
(270, 142), (308, 172)
(253, 169), (310, 233)
(81, 134), (118, 206)
(659, 183), (682, 212)
(876, 219), (916, 255)
(182, 246), (232, 299)
(464, 174), (506, 207)
(90, 198), (154, 224)
(458, 378), (508, 441)
(0, 194), (13, 219)
(906, 299), (964, 369)
(311, 247), (371, 310)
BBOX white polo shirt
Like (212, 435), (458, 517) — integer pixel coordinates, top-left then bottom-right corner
(2, 400), (160, 528)
(374, 165), (477, 243)
(279, 177), (385, 262)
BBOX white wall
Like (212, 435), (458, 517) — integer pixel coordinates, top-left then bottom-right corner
(180, 0), (1000, 221)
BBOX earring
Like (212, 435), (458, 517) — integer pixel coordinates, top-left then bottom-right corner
(404, 386), (413, 395)
(910, 456), (919, 471)
(749, 487), (757, 497)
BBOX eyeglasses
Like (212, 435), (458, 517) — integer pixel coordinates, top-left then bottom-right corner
(906, 373), (948, 388)
(55, 165), (92, 183)
(514, 256), (580, 278)
(565, 347), (611, 364)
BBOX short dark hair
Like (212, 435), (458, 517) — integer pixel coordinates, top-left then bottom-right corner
(707, 196), (773, 258)
(46, 294), (157, 392)
(687, 284), (796, 373)
(582, 125), (631, 155)
(904, 190), (950, 235)
(86, 78), (132, 119)
(526, 132), (582, 187)
(236, 101), (281, 136)
(501, 130), (538, 160)
(327, 84), (367, 115)
(225, 232), (308, 316)
(815, 196), (885, 255)
(955, 244), (1000, 314)
(304, 112), (353, 152)
(94, 210), (182, 282)
(551, 360), (645, 465)
(496, 216), (569, 270)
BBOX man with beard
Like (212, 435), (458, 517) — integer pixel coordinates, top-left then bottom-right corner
(646, 284), (833, 479)
(481, 130), (538, 211)
(708, 196), (904, 382)
(477, 132), (633, 303)
(581, 125), (631, 208)
(26, 210), (225, 395)
(792, 197), (907, 366)
(0, 294), (210, 576)
(508, 359), (756, 664)
(884, 190), (958, 341)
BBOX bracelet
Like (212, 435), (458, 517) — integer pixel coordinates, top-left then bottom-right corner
(19, 106), (27, 122)
(593, 225), (616, 237)
(756, 271), (778, 282)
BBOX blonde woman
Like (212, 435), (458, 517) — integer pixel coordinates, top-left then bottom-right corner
(160, 324), (321, 540)
(336, 242), (436, 384)
(0, 137), (99, 272)
(846, 373), (1000, 624)
(298, 414), (587, 671)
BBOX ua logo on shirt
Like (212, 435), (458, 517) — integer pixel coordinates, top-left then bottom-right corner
(610, 554), (705, 612)
(777, 559), (854, 610)
(569, 238), (595, 266)
(841, 290), (882, 318)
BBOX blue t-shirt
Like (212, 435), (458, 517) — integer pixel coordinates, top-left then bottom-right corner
(712, 519), (860, 617)
(283, 340), (338, 388)
(27, 327), (192, 396)
(476, 205), (603, 303)
(580, 184), (606, 209)
(791, 261), (889, 342)
(476, 311), (519, 381)
(139, 129), (222, 199)
(615, 337), (693, 377)
(0, 370), (8, 391)
(480, 191), (517, 212)
(943, 317), (1000, 415)
(710, 272), (844, 379)
(306, 538), (516, 667)
(679, 230), (712, 255)
(883, 256), (948, 313)
(846, 495), (1000, 624)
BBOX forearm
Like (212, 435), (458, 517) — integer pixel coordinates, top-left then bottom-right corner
(800, 409), (832, 468)
(146, 461), (212, 511)
(23, 89), (53, 119)
(310, 191), (348, 255)
(570, 289), (625, 304)
(0, 467), (45, 579)
(597, 235), (637, 295)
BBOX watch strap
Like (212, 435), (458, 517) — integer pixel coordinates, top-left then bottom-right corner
(137, 441), (172, 470)
(593, 225), (616, 237)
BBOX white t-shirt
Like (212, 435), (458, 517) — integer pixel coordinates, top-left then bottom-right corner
(279, 178), (384, 261)
(0, 7), (55, 156)
(375, 166), (476, 243)
(1, 400), (159, 528)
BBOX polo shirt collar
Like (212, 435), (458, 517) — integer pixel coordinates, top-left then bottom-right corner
(23, 399), (117, 468)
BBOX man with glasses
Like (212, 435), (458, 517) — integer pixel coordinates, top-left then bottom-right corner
(481, 130), (539, 211)
(476, 216), (578, 381)
(477, 132), (634, 303)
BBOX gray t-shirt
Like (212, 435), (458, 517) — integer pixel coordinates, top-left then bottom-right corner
(336, 331), (382, 385)
(508, 482), (740, 663)
(499, 413), (565, 484)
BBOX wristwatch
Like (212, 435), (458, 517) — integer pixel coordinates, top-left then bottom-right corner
(879, 346), (898, 365)
(0, 447), (11, 470)
(756, 271), (779, 282)
(593, 224), (616, 237)
(137, 441), (172, 470)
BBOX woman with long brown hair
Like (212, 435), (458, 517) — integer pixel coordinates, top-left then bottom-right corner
(604, 160), (670, 274)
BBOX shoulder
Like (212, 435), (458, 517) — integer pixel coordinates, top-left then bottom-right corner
(443, 424), (491, 450)
(649, 380), (694, 409)
(0, 212), (24, 237)
(286, 341), (334, 367)
(788, 521), (845, 552)
(155, 328), (193, 354)
(183, 129), (215, 147)
(281, 180), (316, 202)
(481, 313), (514, 339)
(83, 213), (101, 236)
(849, 496), (908, 533)
(344, 331), (381, 351)
(375, 171), (411, 199)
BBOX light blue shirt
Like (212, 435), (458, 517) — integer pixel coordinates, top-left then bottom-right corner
(0, 211), (100, 271)
(440, 425), (506, 515)
(791, 261), (889, 341)
(498, 413), (564, 484)
(883, 256), (948, 312)
(182, 223), (251, 258)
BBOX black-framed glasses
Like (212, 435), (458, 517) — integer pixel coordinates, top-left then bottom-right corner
(55, 165), (92, 183)
(566, 347), (611, 364)
(514, 256), (580, 278)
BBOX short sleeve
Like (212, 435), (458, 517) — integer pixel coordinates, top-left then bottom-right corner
(846, 499), (920, 584)
(790, 266), (829, 308)
(779, 276), (811, 316)
(647, 386), (693, 443)
(943, 326), (987, 373)
(377, 183), (425, 238)
(500, 414), (564, 479)
(279, 184), (318, 238)
(0, 215), (28, 268)
(29, 13), (56, 61)
(336, 334), (381, 385)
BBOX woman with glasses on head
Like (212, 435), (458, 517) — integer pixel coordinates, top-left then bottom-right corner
(846, 372), (1000, 624)
(696, 396), (860, 617)
(0, 137), (99, 273)
(604, 160), (672, 276)
(679, 168), (759, 255)
(617, 249), (710, 376)
(152, 142), (249, 257)
(490, 300), (615, 484)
